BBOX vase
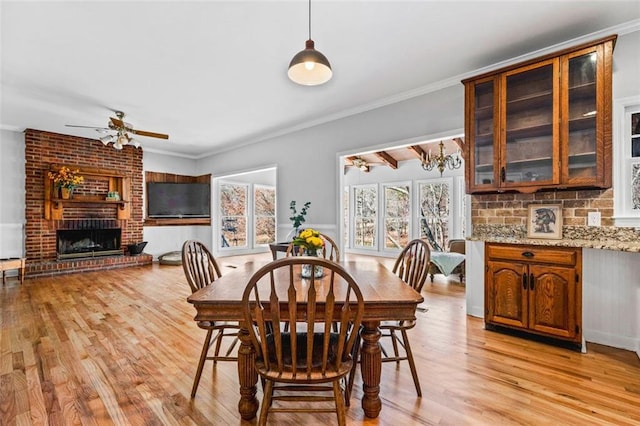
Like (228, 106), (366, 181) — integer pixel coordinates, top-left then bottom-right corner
(60, 187), (73, 200)
(286, 228), (299, 242)
(301, 248), (324, 278)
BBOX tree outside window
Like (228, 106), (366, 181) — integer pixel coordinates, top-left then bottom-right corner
(354, 185), (377, 248)
(220, 183), (247, 247)
(418, 182), (450, 251)
(384, 185), (410, 249)
(254, 186), (275, 245)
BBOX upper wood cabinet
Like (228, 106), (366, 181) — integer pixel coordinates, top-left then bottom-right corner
(463, 35), (616, 194)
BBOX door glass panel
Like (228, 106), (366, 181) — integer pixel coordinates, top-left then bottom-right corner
(474, 80), (494, 186)
(220, 183), (247, 248)
(418, 182), (450, 251)
(353, 185), (377, 248)
(383, 185), (410, 249)
(505, 64), (554, 183)
(567, 52), (597, 179)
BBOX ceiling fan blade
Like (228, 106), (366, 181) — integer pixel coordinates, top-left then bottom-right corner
(131, 129), (169, 139)
(65, 124), (110, 130)
(110, 117), (125, 128)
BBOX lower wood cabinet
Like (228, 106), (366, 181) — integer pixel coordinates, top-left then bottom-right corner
(485, 243), (582, 345)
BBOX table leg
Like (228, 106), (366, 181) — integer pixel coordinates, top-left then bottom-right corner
(237, 322), (259, 420)
(360, 320), (382, 418)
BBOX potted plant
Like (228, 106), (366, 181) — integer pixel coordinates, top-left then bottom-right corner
(48, 166), (84, 199)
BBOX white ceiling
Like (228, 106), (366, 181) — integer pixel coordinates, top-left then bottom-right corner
(2, 1), (639, 158)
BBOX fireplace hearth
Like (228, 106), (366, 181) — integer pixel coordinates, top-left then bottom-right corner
(57, 220), (123, 260)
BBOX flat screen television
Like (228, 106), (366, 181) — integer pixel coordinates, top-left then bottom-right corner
(147, 182), (211, 218)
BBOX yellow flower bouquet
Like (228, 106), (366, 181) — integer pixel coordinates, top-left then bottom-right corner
(48, 166), (84, 189)
(292, 228), (324, 255)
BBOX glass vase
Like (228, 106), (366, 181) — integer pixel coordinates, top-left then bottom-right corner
(301, 248), (324, 278)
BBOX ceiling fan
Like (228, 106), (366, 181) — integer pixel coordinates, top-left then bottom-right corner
(66, 111), (169, 150)
(344, 156), (382, 173)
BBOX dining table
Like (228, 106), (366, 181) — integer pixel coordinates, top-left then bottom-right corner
(187, 259), (424, 420)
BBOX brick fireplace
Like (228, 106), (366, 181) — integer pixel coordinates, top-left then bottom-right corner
(25, 129), (151, 277)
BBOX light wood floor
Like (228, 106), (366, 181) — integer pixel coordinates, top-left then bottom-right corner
(1, 252), (639, 425)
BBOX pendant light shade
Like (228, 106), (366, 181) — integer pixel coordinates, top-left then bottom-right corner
(288, 39), (332, 85)
(288, 0), (332, 86)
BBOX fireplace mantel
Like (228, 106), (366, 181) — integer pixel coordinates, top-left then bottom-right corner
(44, 164), (131, 220)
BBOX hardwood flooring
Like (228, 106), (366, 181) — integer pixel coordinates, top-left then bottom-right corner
(1, 253), (639, 425)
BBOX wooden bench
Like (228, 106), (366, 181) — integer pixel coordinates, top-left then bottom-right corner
(0, 257), (25, 285)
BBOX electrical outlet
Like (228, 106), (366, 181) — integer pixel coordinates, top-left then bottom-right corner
(587, 211), (601, 227)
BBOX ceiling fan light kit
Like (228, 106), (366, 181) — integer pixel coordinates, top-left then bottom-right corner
(288, 0), (332, 86)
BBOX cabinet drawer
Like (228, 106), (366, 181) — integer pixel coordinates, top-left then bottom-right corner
(486, 244), (577, 266)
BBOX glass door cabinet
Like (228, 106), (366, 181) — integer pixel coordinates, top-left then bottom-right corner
(463, 35), (615, 194)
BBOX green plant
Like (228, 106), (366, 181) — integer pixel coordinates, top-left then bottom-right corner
(289, 200), (311, 232)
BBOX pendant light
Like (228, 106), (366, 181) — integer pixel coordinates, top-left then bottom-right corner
(288, 0), (332, 86)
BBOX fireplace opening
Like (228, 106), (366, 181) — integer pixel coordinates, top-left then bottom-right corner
(57, 227), (123, 260)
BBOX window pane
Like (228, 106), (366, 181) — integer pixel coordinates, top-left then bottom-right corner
(384, 185), (410, 249)
(419, 182), (450, 251)
(254, 186), (275, 245)
(354, 186), (377, 248)
(255, 217), (275, 244)
(220, 183), (247, 247)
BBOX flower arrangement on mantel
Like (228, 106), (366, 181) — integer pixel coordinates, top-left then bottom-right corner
(48, 166), (84, 199)
(48, 166), (84, 189)
(292, 228), (324, 255)
(289, 200), (311, 234)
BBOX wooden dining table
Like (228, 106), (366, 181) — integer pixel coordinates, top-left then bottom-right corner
(187, 259), (424, 420)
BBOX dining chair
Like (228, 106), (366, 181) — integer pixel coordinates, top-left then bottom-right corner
(182, 240), (240, 398)
(285, 232), (340, 261)
(242, 257), (364, 426)
(347, 238), (429, 400)
(429, 238), (466, 282)
(448, 239), (466, 282)
(284, 232), (340, 332)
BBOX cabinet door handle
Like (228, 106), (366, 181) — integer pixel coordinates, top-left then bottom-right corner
(500, 167), (506, 182)
(522, 272), (528, 290)
(529, 273), (534, 290)
(521, 251), (534, 258)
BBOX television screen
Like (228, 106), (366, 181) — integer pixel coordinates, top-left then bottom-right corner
(147, 182), (211, 218)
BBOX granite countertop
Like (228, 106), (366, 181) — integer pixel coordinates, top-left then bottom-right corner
(470, 225), (640, 253)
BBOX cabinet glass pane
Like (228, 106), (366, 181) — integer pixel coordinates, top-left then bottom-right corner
(567, 52), (597, 179)
(505, 65), (554, 183)
(474, 80), (494, 185)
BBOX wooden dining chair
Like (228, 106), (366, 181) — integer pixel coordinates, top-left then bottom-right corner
(181, 240), (240, 398)
(347, 238), (430, 401)
(429, 238), (466, 282)
(285, 232), (340, 261)
(284, 232), (341, 332)
(242, 257), (364, 426)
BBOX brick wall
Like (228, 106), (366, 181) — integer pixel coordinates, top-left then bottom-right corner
(24, 129), (149, 276)
(471, 188), (614, 227)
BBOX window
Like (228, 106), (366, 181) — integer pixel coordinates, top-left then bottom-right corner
(254, 185), (275, 245)
(418, 180), (451, 251)
(353, 185), (377, 248)
(614, 97), (640, 226)
(220, 183), (247, 247)
(383, 184), (410, 250)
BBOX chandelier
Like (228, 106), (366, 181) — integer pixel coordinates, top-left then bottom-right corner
(421, 141), (462, 176)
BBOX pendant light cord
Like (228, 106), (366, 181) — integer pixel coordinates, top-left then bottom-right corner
(308, 0), (312, 40)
